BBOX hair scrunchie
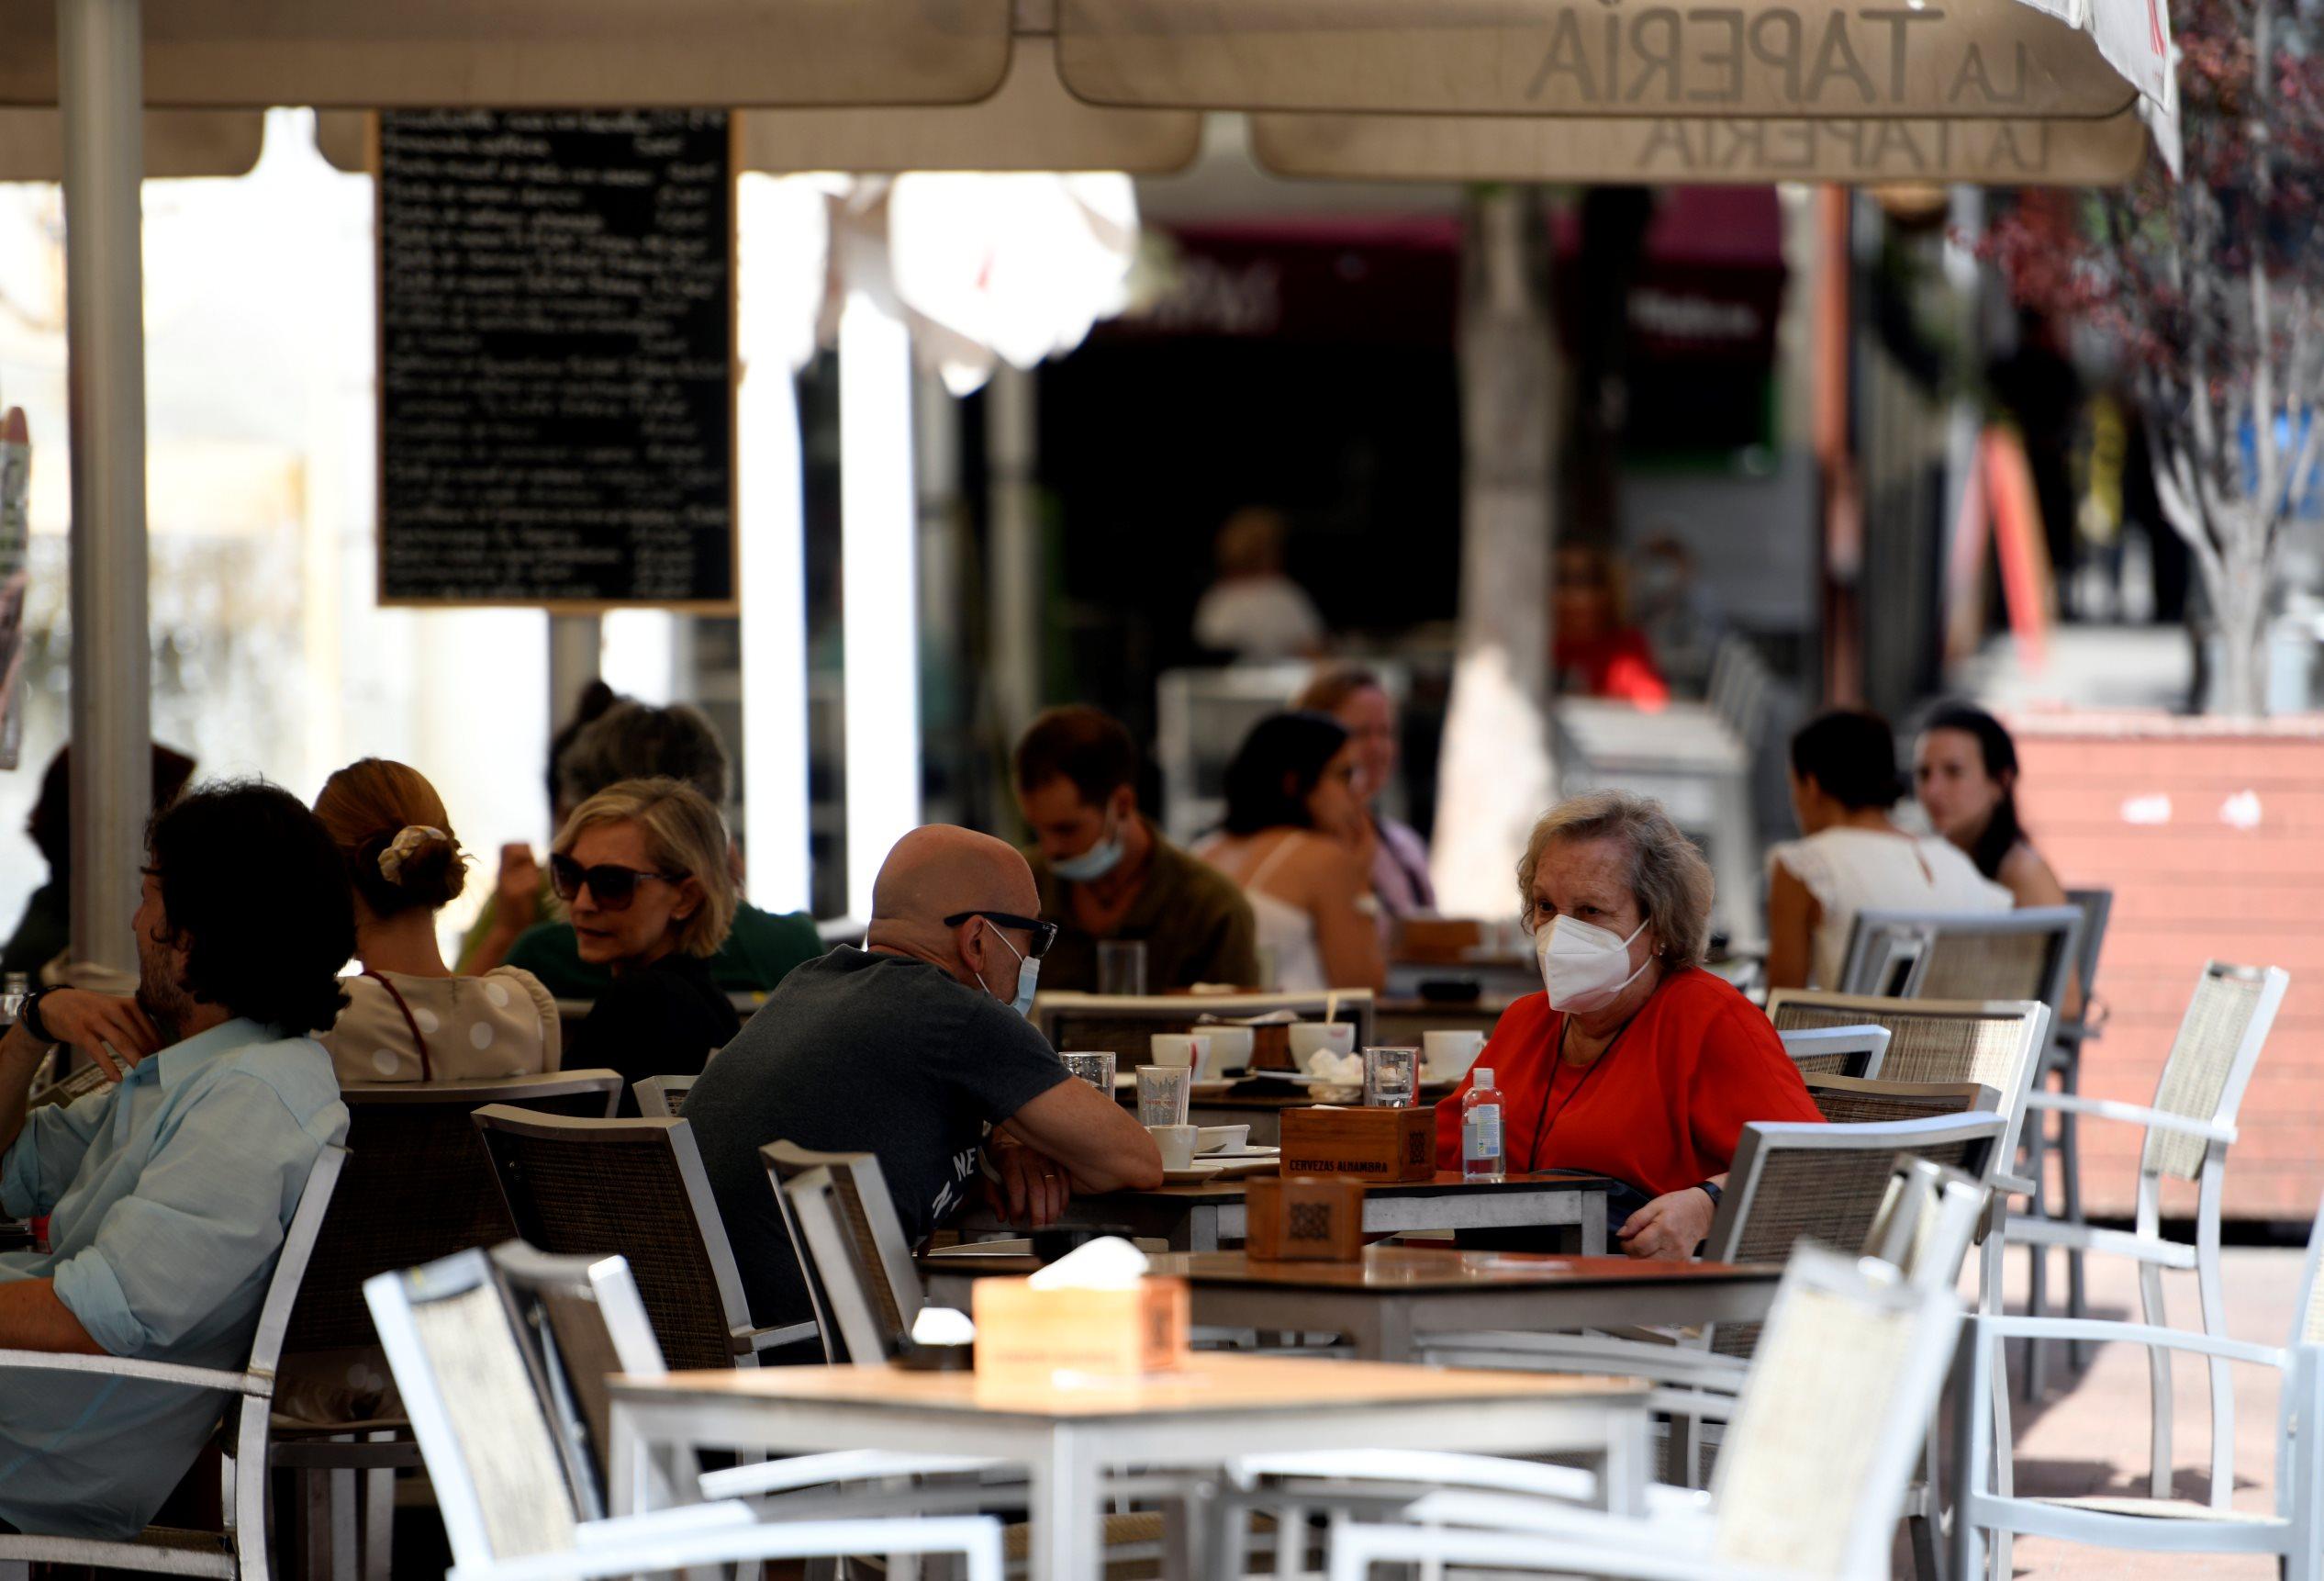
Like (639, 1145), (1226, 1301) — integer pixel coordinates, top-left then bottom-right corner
(376, 825), (450, 887)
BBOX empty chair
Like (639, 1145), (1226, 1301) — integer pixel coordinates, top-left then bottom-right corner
(765, 1141), (926, 1362)
(2022, 885), (2114, 1388)
(361, 1248), (1003, 1581)
(1838, 905), (2082, 1007)
(471, 1106), (814, 1368)
(0, 1147), (344, 1581)
(2006, 961), (2289, 1504)
(1307, 1247), (1969, 1581)
(632, 1073), (697, 1117)
(1802, 1073), (1998, 1127)
(1955, 1187), (2324, 1581)
(1780, 1023), (1892, 1079)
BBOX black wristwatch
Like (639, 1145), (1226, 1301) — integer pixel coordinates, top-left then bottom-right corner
(17, 985), (58, 1047)
(1694, 1179), (1724, 1209)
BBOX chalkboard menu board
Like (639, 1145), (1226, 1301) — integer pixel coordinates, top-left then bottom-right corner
(377, 109), (737, 610)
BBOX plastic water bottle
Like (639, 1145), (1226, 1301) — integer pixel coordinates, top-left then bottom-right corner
(1461, 1069), (1504, 1182)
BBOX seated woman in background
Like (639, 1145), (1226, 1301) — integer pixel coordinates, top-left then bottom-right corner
(1551, 544), (1670, 708)
(1765, 710), (2009, 992)
(1433, 790), (1822, 1257)
(1197, 712), (1386, 993)
(1292, 664), (1437, 925)
(556, 776), (741, 1092)
(314, 757), (560, 1085)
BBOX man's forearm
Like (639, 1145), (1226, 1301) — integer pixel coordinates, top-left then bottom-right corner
(0, 1020), (45, 1161)
(0, 1278), (108, 1355)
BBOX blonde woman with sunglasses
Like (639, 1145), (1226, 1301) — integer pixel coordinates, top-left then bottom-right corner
(554, 778), (741, 1103)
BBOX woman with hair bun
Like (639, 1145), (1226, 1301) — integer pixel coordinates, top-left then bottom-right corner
(312, 758), (560, 1085)
(1765, 710), (2010, 992)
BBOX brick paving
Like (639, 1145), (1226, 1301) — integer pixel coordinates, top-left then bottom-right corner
(1972, 1240), (2307, 1579)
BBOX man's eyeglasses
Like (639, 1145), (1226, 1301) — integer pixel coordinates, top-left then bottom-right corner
(551, 853), (687, 912)
(944, 911), (1059, 959)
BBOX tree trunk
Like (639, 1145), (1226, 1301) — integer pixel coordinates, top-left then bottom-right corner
(2212, 531), (2271, 716)
(1430, 186), (1561, 917)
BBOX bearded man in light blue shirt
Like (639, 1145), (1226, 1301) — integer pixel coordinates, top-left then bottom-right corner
(0, 782), (352, 1540)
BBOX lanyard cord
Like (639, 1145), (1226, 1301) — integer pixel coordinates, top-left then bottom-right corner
(1528, 1005), (1644, 1172)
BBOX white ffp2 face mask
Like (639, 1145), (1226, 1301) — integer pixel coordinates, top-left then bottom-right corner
(1536, 914), (1651, 1014)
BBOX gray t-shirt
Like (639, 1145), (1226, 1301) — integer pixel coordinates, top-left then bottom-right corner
(683, 947), (1068, 1331)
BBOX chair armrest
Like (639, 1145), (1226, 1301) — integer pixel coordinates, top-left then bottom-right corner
(739, 1320), (821, 1354)
(2021, 1092), (2237, 1144)
(699, 1450), (1007, 1501)
(505, 1508), (1001, 1581)
(1992, 1172), (2036, 1199)
(1415, 1332), (1747, 1392)
(0, 1348), (261, 1395)
(574, 1501), (756, 1549)
(1225, 1449), (1597, 1504)
(1968, 1315), (2285, 1370)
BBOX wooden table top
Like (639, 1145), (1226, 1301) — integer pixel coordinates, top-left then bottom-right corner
(1083, 1169), (1611, 1204)
(609, 1351), (1645, 1420)
(920, 1245), (1782, 1295)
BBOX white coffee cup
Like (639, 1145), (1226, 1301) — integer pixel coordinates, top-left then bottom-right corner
(1424, 1029), (1488, 1082)
(1201, 1026), (1254, 1076)
(1150, 1033), (1212, 1077)
(1288, 1022), (1356, 1062)
(1146, 1124), (1200, 1171)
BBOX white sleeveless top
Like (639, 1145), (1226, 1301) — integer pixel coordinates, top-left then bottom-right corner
(1767, 827), (2013, 991)
(1213, 834), (1330, 992)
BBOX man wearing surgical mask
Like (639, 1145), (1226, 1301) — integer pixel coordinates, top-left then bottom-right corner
(1012, 707), (1260, 992)
(1432, 790), (1822, 1258)
(682, 825), (1162, 1341)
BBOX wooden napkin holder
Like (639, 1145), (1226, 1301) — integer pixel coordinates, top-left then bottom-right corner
(1280, 1104), (1436, 1183)
(1245, 1175), (1366, 1261)
(970, 1277), (1190, 1381)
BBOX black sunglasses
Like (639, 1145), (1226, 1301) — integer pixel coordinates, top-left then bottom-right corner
(551, 853), (687, 912)
(944, 910), (1059, 960)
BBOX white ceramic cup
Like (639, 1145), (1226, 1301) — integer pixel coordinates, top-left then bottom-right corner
(1150, 1033), (1212, 1077)
(1201, 1026), (1254, 1076)
(1146, 1124), (1200, 1171)
(1287, 1022), (1357, 1062)
(1424, 1029), (1488, 1082)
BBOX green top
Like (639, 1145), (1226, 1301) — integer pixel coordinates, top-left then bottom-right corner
(501, 902), (826, 1001)
(1027, 820), (1260, 993)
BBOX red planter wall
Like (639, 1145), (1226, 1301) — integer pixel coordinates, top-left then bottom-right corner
(2010, 712), (2324, 1223)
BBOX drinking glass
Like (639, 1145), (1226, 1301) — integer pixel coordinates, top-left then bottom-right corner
(1136, 1064), (1192, 1127)
(1098, 939), (1149, 997)
(1060, 1051), (1116, 1092)
(1362, 1046), (1420, 1108)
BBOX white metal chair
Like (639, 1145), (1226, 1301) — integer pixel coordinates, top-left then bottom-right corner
(361, 1247), (1003, 1581)
(1952, 1187), (2324, 1581)
(2005, 960), (2289, 1497)
(0, 1145), (345, 1581)
(2019, 884), (2114, 1392)
(632, 1073), (697, 1118)
(1837, 906), (2083, 1012)
(1779, 1023), (1891, 1079)
(1316, 1245), (1967, 1581)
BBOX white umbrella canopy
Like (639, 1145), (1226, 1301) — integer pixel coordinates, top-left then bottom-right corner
(0, 110), (262, 178)
(1249, 105), (2152, 185)
(1055, 0), (2142, 119)
(0, 0), (1011, 107)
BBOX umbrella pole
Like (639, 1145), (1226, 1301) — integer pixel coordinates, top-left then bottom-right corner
(59, 0), (150, 976)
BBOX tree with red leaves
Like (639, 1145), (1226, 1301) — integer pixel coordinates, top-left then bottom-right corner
(1984, 0), (2324, 712)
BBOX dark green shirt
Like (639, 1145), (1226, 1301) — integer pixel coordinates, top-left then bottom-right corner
(1027, 822), (1260, 993)
(502, 903), (825, 1001)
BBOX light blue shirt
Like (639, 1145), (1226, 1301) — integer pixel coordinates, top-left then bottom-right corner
(0, 1017), (347, 1539)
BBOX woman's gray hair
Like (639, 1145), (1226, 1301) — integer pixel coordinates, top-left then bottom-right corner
(1515, 790), (1716, 970)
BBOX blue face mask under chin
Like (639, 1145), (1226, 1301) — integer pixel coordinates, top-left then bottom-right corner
(1051, 811), (1126, 884)
(982, 919), (1042, 1018)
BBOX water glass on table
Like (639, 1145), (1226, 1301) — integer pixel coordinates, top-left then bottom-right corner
(1362, 1046), (1420, 1108)
(1098, 938), (1148, 997)
(1060, 1051), (1116, 1092)
(1136, 1063), (1192, 1127)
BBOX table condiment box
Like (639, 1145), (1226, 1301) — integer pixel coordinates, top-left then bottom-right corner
(970, 1277), (1190, 1380)
(1245, 1175), (1366, 1261)
(1279, 1104), (1436, 1183)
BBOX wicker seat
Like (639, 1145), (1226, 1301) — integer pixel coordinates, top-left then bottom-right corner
(631, 1073), (696, 1117)
(0, 1147), (345, 1581)
(471, 1107), (814, 1370)
(1763, 993), (2049, 1167)
(1838, 906), (2082, 1007)
(360, 1247), (1003, 1581)
(1034, 990), (1375, 1067)
(1802, 1073), (1998, 1127)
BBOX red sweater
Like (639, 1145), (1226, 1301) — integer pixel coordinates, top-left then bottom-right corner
(1434, 969), (1823, 1195)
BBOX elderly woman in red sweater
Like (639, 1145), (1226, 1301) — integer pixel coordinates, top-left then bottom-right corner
(1434, 790), (1822, 1259)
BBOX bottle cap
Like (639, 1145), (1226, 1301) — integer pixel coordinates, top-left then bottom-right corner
(1473, 1069), (1493, 1091)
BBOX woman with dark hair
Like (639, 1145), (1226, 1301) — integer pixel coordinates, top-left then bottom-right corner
(1765, 710), (2008, 991)
(1195, 712), (1384, 992)
(1292, 664), (1437, 923)
(1914, 703), (2072, 908)
(313, 758), (559, 1086)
